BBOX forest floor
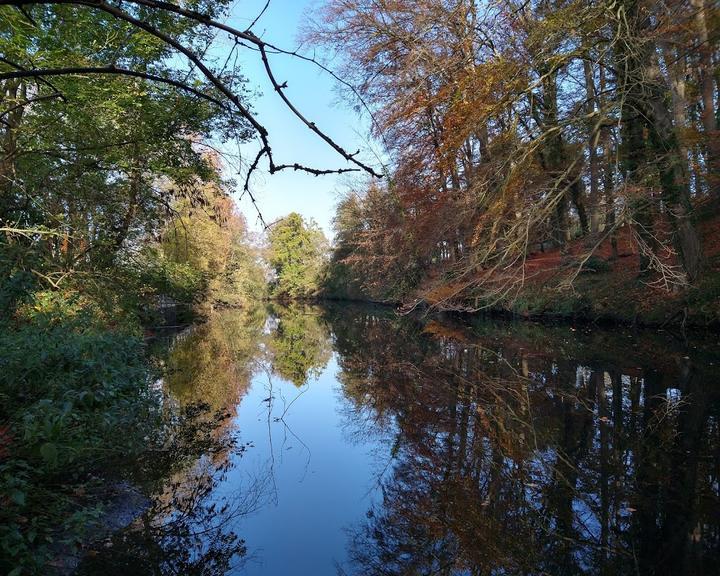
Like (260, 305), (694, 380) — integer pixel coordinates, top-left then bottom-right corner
(423, 202), (720, 328)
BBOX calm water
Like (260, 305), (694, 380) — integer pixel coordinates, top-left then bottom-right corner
(80, 303), (720, 575)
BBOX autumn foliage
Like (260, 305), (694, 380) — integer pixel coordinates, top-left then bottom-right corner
(310, 0), (720, 308)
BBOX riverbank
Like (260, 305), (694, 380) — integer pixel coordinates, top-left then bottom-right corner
(0, 295), (161, 574)
(0, 289), (235, 575)
(414, 209), (720, 329)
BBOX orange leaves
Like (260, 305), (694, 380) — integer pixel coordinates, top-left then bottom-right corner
(422, 319), (470, 342)
(437, 57), (525, 162)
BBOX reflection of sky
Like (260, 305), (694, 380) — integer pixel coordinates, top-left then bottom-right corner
(143, 305), (720, 574)
(207, 0), (384, 240)
(216, 353), (387, 575)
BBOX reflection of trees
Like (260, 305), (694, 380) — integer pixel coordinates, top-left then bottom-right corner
(267, 303), (331, 386)
(326, 308), (720, 575)
(164, 305), (267, 411)
(77, 456), (265, 576)
(76, 401), (270, 576)
(78, 308), (272, 575)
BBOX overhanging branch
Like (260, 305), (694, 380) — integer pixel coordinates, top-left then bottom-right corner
(0, 66), (226, 107)
(0, 0), (383, 179)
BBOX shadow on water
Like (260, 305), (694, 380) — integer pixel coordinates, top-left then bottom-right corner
(77, 302), (720, 575)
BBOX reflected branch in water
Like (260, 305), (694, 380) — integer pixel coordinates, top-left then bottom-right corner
(261, 365), (279, 506)
(76, 401), (272, 576)
(323, 305), (720, 575)
(262, 363), (314, 484)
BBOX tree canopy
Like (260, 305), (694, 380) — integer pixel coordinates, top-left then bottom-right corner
(267, 212), (328, 300)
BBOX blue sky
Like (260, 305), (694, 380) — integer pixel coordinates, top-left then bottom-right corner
(213, 0), (381, 240)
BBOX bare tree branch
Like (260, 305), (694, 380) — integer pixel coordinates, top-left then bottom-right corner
(246, 0), (270, 32)
(0, 0), (383, 180)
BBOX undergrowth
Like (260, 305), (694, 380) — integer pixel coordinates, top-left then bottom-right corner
(0, 292), (162, 573)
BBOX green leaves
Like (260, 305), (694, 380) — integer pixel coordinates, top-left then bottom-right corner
(0, 306), (162, 573)
(1, 0), (251, 306)
(0, 1), (261, 571)
(267, 213), (329, 299)
(39, 443), (58, 466)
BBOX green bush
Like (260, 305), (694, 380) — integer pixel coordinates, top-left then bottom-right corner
(129, 251), (207, 306)
(0, 306), (162, 573)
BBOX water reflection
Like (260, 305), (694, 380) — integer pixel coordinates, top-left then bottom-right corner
(76, 403), (262, 576)
(325, 306), (720, 576)
(165, 304), (267, 411)
(77, 306), (270, 576)
(268, 303), (331, 387)
(77, 304), (720, 575)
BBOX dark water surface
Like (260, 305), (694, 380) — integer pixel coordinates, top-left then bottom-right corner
(80, 303), (720, 575)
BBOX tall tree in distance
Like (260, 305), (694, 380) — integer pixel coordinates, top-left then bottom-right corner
(267, 213), (328, 300)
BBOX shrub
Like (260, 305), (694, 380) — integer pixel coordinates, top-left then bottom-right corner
(0, 306), (161, 573)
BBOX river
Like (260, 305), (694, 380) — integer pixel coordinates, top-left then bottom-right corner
(78, 302), (720, 575)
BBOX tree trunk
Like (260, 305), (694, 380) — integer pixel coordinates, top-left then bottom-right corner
(645, 50), (703, 282)
(661, 42), (692, 190)
(690, 0), (720, 197)
(599, 65), (618, 258)
(0, 80), (25, 200)
(584, 61), (602, 233)
(570, 178), (589, 235)
(615, 0), (703, 282)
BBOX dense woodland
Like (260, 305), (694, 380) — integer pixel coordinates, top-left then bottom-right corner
(315, 0), (720, 319)
(0, 0), (718, 572)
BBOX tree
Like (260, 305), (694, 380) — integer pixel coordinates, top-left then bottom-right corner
(0, 1), (245, 312)
(310, 0), (718, 308)
(0, 0), (383, 317)
(159, 159), (266, 309)
(267, 212), (328, 299)
(323, 182), (423, 301)
(0, 0), (380, 195)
